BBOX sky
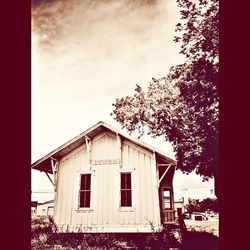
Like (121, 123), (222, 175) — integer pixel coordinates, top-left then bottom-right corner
(31, 0), (215, 203)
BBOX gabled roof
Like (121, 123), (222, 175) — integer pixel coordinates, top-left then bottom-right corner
(32, 121), (176, 173)
(31, 201), (38, 207)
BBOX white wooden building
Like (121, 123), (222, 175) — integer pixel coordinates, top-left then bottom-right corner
(32, 122), (177, 233)
(31, 201), (38, 218)
(36, 200), (54, 217)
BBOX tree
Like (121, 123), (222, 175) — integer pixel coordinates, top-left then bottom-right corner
(186, 197), (219, 213)
(186, 198), (201, 214)
(111, 0), (219, 197)
(199, 198), (219, 212)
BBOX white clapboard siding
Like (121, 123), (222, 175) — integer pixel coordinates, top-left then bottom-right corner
(54, 132), (162, 232)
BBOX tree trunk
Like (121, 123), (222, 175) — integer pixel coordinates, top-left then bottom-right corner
(214, 173), (219, 202)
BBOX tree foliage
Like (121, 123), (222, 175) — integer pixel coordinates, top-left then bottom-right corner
(187, 198), (219, 213)
(111, 0), (219, 193)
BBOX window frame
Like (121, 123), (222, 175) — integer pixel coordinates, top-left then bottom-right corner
(78, 173), (92, 209)
(161, 186), (173, 210)
(119, 172), (133, 208)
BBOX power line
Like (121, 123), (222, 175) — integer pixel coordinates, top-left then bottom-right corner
(175, 184), (212, 188)
(176, 187), (212, 190)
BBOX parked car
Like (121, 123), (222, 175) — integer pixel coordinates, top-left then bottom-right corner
(191, 213), (208, 221)
(210, 212), (219, 219)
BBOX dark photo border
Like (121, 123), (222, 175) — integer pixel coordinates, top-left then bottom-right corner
(0, 1), (31, 249)
(1, 0), (249, 249)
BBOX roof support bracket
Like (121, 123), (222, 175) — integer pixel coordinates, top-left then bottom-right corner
(50, 157), (58, 192)
(158, 164), (171, 185)
(45, 172), (55, 187)
(85, 136), (92, 170)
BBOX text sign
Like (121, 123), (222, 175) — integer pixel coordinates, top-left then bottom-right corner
(91, 159), (121, 165)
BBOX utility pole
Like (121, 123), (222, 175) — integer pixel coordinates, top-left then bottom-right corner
(181, 187), (188, 205)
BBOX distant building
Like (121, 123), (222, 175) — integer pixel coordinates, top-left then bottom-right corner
(36, 200), (54, 217)
(174, 198), (186, 214)
(31, 201), (38, 218)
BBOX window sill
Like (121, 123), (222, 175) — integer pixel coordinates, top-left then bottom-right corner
(76, 208), (93, 213)
(117, 207), (135, 212)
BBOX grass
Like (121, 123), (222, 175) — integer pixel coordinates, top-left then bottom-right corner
(184, 218), (219, 236)
(31, 216), (178, 249)
(31, 217), (219, 249)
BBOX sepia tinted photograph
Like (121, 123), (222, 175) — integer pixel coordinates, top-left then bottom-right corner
(31, 0), (219, 249)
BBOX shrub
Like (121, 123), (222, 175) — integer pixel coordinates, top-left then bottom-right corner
(31, 217), (183, 249)
(31, 216), (54, 238)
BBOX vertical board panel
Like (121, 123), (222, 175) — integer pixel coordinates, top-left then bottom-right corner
(67, 155), (74, 226)
(60, 159), (68, 226)
(71, 149), (82, 227)
(114, 159), (120, 225)
(107, 134), (116, 225)
(122, 144), (129, 168)
(54, 162), (62, 224)
(127, 146), (134, 224)
(55, 161), (62, 225)
(70, 149), (77, 228)
(54, 166), (59, 223)
(103, 165), (108, 225)
(106, 164), (110, 225)
(134, 149), (142, 224)
(96, 165), (101, 225)
(58, 160), (64, 226)
(64, 150), (78, 225)
(64, 158), (71, 228)
(145, 155), (154, 223)
(92, 167), (98, 225)
(140, 152), (147, 224)
(104, 137), (110, 225)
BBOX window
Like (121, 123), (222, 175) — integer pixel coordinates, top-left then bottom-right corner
(162, 188), (172, 209)
(120, 173), (132, 207)
(79, 174), (91, 208)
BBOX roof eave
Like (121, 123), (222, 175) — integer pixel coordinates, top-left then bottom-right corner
(31, 121), (176, 172)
